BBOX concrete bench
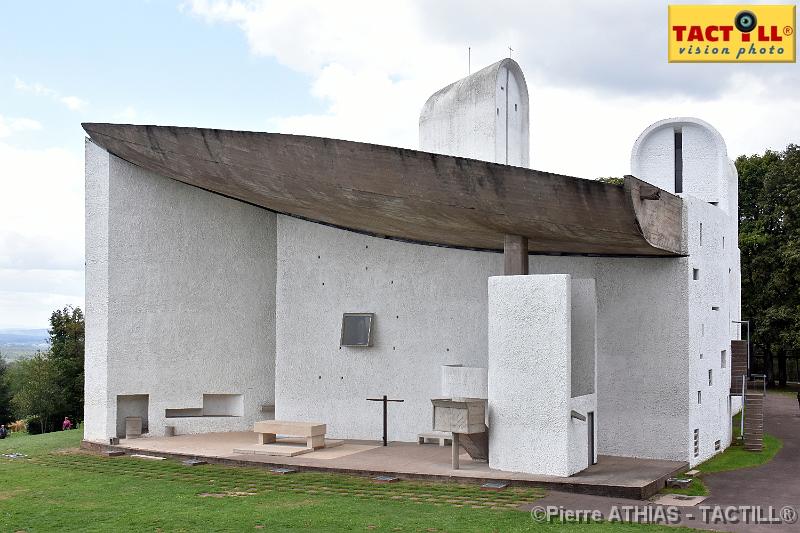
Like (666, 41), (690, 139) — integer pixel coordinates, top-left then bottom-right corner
(417, 431), (452, 446)
(254, 420), (327, 450)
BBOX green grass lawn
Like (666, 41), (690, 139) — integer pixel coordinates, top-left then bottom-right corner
(0, 430), (698, 532)
(659, 411), (783, 498)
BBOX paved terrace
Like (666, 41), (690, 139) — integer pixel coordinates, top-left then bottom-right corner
(82, 433), (686, 499)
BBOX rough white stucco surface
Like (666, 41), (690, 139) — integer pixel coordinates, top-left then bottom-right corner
(419, 58), (529, 167)
(84, 140), (112, 441)
(441, 365), (488, 399)
(631, 117), (736, 215)
(83, 143), (277, 441)
(274, 216), (502, 442)
(571, 279), (597, 398)
(488, 275), (574, 476)
(272, 216), (696, 463)
(632, 117), (741, 466)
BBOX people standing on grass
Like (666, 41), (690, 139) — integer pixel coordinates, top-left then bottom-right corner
(62, 417), (72, 431)
(0, 425), (7, 439)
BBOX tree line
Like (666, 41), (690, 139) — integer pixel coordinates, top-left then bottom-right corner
(0, 306), (84, 432)
(738, 144), (800, 387)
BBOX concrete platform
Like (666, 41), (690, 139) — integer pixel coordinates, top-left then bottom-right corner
(82, 432), (687, 499)
(234, 437), (344, 457)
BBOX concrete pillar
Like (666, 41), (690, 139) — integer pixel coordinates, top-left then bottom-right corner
(488, 274), (571, 476)
(503, 235), (528, 275)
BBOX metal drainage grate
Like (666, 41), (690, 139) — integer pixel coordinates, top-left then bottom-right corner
(270, 467), (297, 475)
(480, 481), (508, 491)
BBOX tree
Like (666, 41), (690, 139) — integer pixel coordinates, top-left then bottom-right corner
(10, 354), (65, 433)
(597, 176), (625, 185)
(0, 352), (13, 424)
(737, 144), (800, 387)
(47, 306), (85, 421)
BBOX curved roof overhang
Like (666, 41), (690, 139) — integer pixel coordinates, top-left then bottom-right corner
(83, 123), (685, 257)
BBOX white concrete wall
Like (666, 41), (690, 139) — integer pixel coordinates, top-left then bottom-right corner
(631, 117), (741, 466)
(569, 394), (598, 474)
(274, 216), (502, 442)
(488, 275), (573, 476)
(571, 279), (597, 398)
(631, 117), (735, 215)
(527, 256), (690, 462)
(686, 196), (739, 465)
(487, 275), (596, 476)
(84, 142), (277, 441)
(441, 365), (488, 399)
(271, 215), (693, 463)
(419, 58), (529, 167)
(84, 140), (112, 441)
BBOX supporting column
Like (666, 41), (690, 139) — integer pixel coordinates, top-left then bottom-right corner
(503, 234), (528, 275)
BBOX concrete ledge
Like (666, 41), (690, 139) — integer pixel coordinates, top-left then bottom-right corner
(81, 439), (687, 499)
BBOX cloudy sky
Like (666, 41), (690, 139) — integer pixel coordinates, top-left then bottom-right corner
(0, 0), (798, 329)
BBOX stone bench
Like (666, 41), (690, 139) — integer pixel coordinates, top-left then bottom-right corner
(418, 431), (452, 446)
(253, 420), (327, 450)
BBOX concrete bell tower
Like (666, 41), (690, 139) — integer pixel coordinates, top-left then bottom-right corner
(419, 58), (530, 168)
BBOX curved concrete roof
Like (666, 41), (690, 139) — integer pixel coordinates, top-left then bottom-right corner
(83, 123), (684, 257)
(420, 58), (530, 124)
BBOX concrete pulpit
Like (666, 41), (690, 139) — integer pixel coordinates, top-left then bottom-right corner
(431, 398), (488, 469)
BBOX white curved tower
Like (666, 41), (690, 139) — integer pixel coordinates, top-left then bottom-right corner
(631, 117), (737, 216)
(632, 117), (742, 465)
(419, 58), (529, 167)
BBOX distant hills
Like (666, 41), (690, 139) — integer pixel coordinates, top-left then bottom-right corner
(0, 328), (49, 361)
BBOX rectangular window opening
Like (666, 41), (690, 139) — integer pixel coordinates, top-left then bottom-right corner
(693, 268), (700, 280)
(715, 439), (721, 451)
(697, 390), (702, 404)
(700, 352), (703, 360)
(708, 369), (713, 386)
(340, 313), (375, 347)
(700, 222), (703, 246)
(694, 428), (700, 457)
(721, 350), (727, 369)
(674, 128), (683, 193)
(712, 306), (720, 311)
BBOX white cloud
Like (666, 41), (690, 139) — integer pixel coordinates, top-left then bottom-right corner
(187, 0), (800, 179)
(113, 106), (138, 122)
(0, 115), (41, 138)
(14, 77), (88, 111)
(0, 141), (84, 327)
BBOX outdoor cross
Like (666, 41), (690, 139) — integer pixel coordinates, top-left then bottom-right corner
(366, 395), (404, 446)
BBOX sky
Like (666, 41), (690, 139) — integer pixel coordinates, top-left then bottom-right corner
(0, 0), (798, 329)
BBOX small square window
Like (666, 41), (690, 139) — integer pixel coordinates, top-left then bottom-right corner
(340, 313), (375, 347)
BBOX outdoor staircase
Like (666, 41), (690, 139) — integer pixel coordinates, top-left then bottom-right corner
(730, 340), (748, 395)
(730, 339), (765, 452)
(743, 383), (765, 451)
